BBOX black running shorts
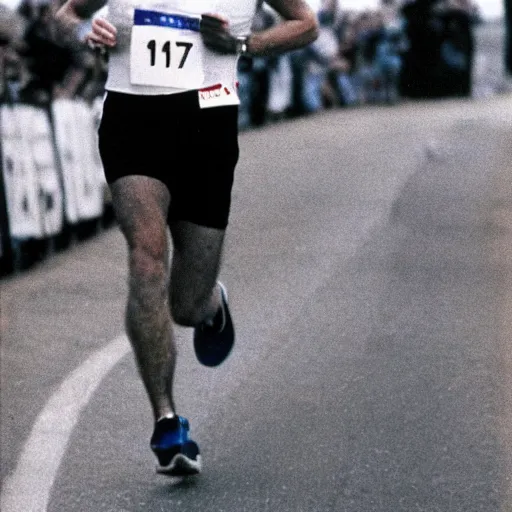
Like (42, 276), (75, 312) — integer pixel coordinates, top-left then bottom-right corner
(98, 90), (239, 229)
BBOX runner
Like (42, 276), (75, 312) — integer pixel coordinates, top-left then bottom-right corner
(55, 0), (318, 476)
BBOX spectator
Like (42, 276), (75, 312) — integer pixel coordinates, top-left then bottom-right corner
(400, 0), (475, 98)
(267, 51), (293, 121)
(438, 0), (476, 97)
(287, 48), (308, 116)
(247, 5), (275, 126)
(400, 0), (446, 98)
(266, 9), (294, 121)
(354, 11), (400, 103)
(301, 7), (345, 112)
(237, 55), (253, 129)
(17, 0), (87, 105)
(374, 2), (405, 103)
(353, 11), (378, 103)
(336, 15), (362, 106)
(0, 4), (27, 103)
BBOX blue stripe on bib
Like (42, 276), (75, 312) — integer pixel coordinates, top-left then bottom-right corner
(133, 9), (200, 32)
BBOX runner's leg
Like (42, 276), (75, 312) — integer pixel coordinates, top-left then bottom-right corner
(168, 220), (225, 327)
(110, 175), (176, 421)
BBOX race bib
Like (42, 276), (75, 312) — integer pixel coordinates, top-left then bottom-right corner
(130, 9), (205, 89)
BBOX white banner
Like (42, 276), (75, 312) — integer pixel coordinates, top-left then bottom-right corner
(28, 107), (64, 237)
(52, 99), (104, 223)
(1, 105), (63, 239)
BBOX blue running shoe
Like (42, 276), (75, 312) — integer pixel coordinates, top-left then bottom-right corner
(193, 282), (235, 367)
(150, 416), (201, 476)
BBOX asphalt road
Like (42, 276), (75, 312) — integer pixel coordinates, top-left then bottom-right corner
(2, 22), (512, 512)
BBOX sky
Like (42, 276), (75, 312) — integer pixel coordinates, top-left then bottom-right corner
(0, 0), (506, 19)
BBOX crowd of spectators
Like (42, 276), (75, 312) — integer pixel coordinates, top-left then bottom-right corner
(237, 0), (408, 127)
(0, 0), (482, 127)
(0, 0), (107, 106)
(238, 0), (481, 128)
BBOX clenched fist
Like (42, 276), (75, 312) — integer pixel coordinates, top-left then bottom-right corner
(87, 17), (117, 49)
(200, 14), (238, 55)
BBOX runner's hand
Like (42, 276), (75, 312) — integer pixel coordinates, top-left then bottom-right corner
(86, 17), (117, 49)
(200, 13), (237, 54)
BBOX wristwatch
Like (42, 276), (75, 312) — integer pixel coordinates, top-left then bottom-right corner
(235, 35), (250, 56)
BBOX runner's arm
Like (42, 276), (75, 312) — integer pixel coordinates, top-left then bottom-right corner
(56, 0), (116, 47)
(201, 0), (318, 56)
(248, 0), (319, 56)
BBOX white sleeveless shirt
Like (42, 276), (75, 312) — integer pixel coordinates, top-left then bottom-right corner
(105, 0), (257, 95)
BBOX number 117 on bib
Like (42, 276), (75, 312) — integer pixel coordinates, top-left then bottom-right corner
(146, 40), (193, 69)
(130, 27), (205, 89)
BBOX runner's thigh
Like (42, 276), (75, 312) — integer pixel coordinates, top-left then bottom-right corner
(110, 175), (171, 266)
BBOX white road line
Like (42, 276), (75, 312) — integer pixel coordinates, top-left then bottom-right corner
(1, 335), (130, 512)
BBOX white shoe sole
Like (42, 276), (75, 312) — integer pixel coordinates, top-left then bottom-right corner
(156, 454), (202, 476)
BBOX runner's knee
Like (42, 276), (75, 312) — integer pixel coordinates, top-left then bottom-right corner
(128, 241), (168, 303)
